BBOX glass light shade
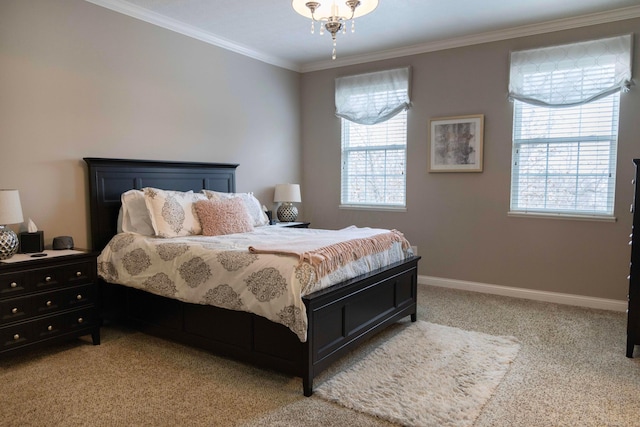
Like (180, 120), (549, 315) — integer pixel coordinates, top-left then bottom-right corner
(292, 0), (379, 20)
(274, 184), (301, 203)
(0, 189), (24, 225)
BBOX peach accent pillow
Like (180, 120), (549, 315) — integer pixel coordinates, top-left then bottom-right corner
(195, 198), (254, 236)
(201, 190), (269, 227)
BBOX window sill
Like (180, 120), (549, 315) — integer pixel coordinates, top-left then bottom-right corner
(507, 211), (617, 223)
(339, 204), (407, 212)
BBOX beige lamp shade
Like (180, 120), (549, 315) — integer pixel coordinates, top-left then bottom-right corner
(274, 184), (301, 203)
(0, 189), (24, 225)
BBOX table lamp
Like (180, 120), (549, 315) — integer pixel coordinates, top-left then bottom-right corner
(0, 189), (24, 260)
(274, 184), (301, 222)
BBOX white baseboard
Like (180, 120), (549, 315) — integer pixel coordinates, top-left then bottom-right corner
(419, 275), (627, 312)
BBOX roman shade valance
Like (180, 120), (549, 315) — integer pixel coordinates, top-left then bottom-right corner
(335, 67), (411, 125)
(508, 34), (633, 107)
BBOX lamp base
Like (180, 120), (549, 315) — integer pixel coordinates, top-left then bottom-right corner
(277, 202), (298, 222)
(0, 225), (19, 260)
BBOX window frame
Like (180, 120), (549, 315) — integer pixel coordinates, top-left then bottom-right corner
(509, 94), (620, 221)
(340, 109), (408, 210)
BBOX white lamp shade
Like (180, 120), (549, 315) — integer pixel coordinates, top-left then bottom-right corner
(0, 190), (23, 225)
(274, 184), (301, 203)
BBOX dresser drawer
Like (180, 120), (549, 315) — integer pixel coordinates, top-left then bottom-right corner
(0, 296), (32, 325)
(31, 285), (95, 317)
(64, 261), (95, 286)
(33, 308), (97, 341)
(0, 322), (32, 351)
(29, 260), (94, 292)
(0, 271), (30, 297)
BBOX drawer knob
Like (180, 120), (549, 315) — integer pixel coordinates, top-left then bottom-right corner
(11, 307), (18, 314)
(47, 325), (53, 331)
(76, 294), (83, 300)
(45, 276), (52, 282)
(77, 317), (84, 324)
(76, 271), (82, 277)
(46, 300), (52, 307)
(13, 334), (20, 340)
(10, 282), (17, 288)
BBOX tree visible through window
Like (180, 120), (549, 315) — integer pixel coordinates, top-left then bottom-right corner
(511, 94), (619, 216)
(341, 111), (407, 207)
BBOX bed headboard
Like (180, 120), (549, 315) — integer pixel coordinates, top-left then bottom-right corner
(84, 158), (238, 251)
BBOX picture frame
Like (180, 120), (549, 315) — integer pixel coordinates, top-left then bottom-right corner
(428, 114), (484, 172)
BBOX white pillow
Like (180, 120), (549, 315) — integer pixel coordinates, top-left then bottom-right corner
(121, 190), (155, 236)
(201, 190), (269, 227)
(143, 188), (207, 237)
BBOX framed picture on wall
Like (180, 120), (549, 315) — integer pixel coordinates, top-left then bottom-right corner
(428, 114), (484, 172)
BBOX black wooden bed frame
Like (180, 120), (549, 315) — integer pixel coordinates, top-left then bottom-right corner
(84, 157), (420, 396)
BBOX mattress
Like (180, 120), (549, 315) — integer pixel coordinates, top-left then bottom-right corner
(97, 226), (411, 341)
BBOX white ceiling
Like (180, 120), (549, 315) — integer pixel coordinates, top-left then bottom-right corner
(87, 0), (640, 72)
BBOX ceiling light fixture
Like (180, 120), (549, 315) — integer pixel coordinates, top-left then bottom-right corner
(292, 0), (379, 60)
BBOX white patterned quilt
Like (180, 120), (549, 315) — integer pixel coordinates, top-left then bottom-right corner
(97, 226), (411, 342)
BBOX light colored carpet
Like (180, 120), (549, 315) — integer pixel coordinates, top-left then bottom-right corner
(315, 321), (520, 427)
(2, 284), (639, 426)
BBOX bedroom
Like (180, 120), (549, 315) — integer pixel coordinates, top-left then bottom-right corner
(1, 0), (640, 425)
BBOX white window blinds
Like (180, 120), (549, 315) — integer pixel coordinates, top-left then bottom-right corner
(335, 67), (411, 125)
(509, 35), (632, 218)
(341, 111), (407, 207)
(511, 95), (620, 216)
(338, 67), (410, 208)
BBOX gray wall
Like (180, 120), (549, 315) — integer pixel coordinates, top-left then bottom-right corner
(301, 20), (640, 301)
(3, 1), (638, 302)
(0, 0), (301, 250)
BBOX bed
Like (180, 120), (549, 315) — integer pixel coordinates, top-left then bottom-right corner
(84, 157), (420, 396)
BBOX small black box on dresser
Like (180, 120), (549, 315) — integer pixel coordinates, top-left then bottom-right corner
(0, 250), (100, 356)
(18, 231), (44, 253)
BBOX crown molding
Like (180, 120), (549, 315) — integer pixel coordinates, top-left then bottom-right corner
(84, 1), (640, 74)
(300, 5), (640, 72)
(84, 0), (301, 72)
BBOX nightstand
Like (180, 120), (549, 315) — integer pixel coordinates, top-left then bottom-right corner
(0, 250), (100, 356)
(273, 222), (310, 228)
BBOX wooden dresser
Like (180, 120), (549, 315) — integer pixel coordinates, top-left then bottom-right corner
(0, 250), (100, 355)
(627, 159), (640, 357)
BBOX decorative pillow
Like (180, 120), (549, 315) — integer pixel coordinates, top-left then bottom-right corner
(143, 188), (207, 237)
(195, 198), (254, 236)
(120, 190), (155, 236)
(201, 190), (269, 227)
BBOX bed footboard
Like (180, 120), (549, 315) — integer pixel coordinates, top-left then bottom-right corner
(100, 255), (419, 396)
(302, 255), (419, 395)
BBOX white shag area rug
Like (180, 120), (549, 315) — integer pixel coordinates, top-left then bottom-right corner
(315, 321), (520, 427)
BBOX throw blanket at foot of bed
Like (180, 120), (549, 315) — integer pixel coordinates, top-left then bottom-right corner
(249, 227), (411, 280)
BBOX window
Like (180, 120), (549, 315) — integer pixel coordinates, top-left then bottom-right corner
(511, 94), (620, 216)
(508, 35), (632, 218)
(341, 111), (407, 207)
(336, 67), (411, 208)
